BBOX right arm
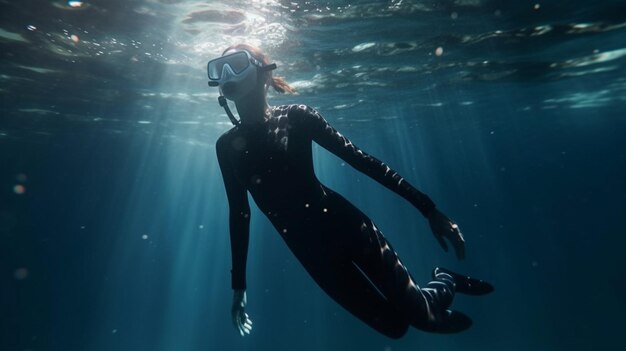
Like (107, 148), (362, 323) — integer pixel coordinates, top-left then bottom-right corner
(216, 136), (253, 336)
(216, 136), (251, 291)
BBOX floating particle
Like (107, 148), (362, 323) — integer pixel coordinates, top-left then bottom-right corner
(534, 4), (540, 10)
(71, 34), (80, 43)
(198, 224), (204, 229)
(435, 47), (444, 56)
(13, 185), (25, 194)
(68, 1), (84, 8)
(450, 12), (458, 20)
(15, 268), (29, 280)
(323, 208), (328, 213)
(80, 225), (86, 229)
(531, 261), (538, 267)
(27, 25), (37, 31)
(304, 203), (309, 208)
(16, 173), (27, 182)
(494, 9), (502, 17)
(282, 228), (288, 233)
(111, 328), (117, 334)
(142, 234), (148, 240)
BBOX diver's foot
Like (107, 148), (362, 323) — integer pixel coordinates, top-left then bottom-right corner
(432, 267), (494, 296)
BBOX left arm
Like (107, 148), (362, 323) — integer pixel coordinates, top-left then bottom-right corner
(298, 105), (465, 259)
(300, 105), (436, 218)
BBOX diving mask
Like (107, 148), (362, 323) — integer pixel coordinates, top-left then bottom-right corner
(207, 50), (276, 101)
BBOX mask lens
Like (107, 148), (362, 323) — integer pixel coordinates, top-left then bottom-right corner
(227, 51), (250, 74)
(207, 60), (224, 80)
(207, 51), (250, 80)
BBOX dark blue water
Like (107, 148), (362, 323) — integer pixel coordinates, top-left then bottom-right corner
(2, 1), (626, 350)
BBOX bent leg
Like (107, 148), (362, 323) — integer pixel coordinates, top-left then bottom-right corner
(349, 219), (466, 332)
(307, 257), (410, 339)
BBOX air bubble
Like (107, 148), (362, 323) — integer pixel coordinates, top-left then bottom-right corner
(14, 268), (29, 280)
(13, 185), (25, 194)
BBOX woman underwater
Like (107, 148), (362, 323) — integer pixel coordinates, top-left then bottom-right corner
(209, 44), (493, 339)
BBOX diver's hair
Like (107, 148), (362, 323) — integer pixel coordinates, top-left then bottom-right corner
(222, 44), (296, 94)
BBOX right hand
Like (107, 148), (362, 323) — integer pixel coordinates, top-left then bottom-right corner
(232, 289), (253, 336)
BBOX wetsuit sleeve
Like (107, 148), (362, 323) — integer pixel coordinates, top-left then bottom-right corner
(216, 135), (251, 291)
(300, 105), (436, 218)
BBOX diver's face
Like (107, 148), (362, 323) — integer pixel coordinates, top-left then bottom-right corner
(218, 49), (259, 102)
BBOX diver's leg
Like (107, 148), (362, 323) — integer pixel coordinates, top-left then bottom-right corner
(349, 219), (471, 333)
(306, 256), (410, 339)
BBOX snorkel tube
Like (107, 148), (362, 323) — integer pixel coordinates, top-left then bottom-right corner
(208, 80), (241, 126)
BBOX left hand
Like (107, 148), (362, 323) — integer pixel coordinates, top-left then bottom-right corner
(427, 209), (466, 260)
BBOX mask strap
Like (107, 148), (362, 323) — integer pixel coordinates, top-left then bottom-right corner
(261, 63), (277, 72)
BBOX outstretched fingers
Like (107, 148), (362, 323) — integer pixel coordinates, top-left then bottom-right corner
(449, 223), (465, 260)
(429, 210), (467, 260)
(232, 307), (252, 336)
(236, 312), (252, 336)
(242, 313), (252, 334)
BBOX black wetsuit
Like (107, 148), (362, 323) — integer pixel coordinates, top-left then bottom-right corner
(216, 104), (458, 338)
